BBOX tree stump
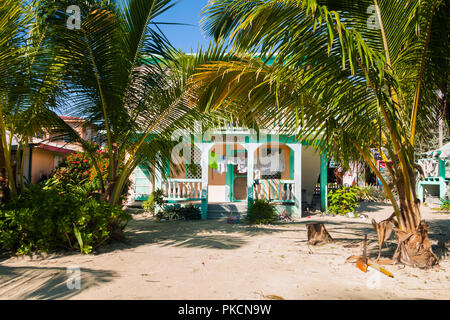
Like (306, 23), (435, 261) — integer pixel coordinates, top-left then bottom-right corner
(307, 223), (334, 245)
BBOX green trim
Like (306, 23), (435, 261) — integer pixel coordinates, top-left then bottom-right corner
(320, 153), (328, 212)
(439, 159), (446, 178)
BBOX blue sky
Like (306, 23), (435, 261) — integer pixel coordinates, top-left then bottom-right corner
(156, 0), (212, 53)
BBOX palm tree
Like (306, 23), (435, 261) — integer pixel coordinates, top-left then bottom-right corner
(0, 0), (74, 197)
(190, 0), (449, 267)
(40, 0), (234, 205)
(0, 0), (29, 197)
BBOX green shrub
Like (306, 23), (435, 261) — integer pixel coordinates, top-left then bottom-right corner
(155, 204), (201, 221)
(46, 151), (130, 203)
(0, 186), (131, 255)
(358, 185), (388, 202)
(440, 198), (450, 212)
(143, 189), (165, 214)
(177, 205), (201, 220)
(246, 199), (277, 224)
(46, 152), (91, 190)
(328, 186), (360, 216)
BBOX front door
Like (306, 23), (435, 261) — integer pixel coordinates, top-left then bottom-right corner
(226, 149), (247, 202)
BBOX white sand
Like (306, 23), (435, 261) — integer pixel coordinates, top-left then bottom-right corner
(0, 202), (449, 300)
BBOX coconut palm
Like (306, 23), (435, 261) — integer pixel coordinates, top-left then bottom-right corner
(0, 0), (29, 197)
(190, 0), (449, 267)
(0, 0), (76, 197)
(39, 0), (236, 205)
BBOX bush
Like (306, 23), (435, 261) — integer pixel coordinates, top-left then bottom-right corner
(440, 198), (450, 212)
(358, 185), (388, 202)
(155, 204), (201, 221)
(143, 189), (165, 214)
(47, 152), (91, 189)
(177, 205), (202, 220)
(246, 199), (277, 224)
(328, 186), (360, 216)
(0, 186), (131, 255)
(46, 151), (130, 204)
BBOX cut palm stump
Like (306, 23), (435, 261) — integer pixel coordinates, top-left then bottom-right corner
(306, 223), (333, 245)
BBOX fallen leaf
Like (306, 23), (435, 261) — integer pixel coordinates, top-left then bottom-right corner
(265, 295), (285, 300)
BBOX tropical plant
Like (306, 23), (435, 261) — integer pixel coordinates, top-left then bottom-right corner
(48, 152), (92, 187)
(246, 199), (277, 224)
(439, 198), (450, 212)
(328, 186), (361, 216)
(154, 204), (201, 221)
(357, 185), (389, 202)
(0, 0), (77, 197)
(190, 0), (449, 267)
(34, 0), (234, 206)
(0, 185), (131, 255)
(143, 189), (165, 214)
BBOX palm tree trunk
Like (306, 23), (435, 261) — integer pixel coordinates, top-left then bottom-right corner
(0, 105), (16, 197)
(19, 139), (28, 192)
(391, 168), (438, 268)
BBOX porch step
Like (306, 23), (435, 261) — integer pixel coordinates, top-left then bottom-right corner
(207, 203), (247, 219)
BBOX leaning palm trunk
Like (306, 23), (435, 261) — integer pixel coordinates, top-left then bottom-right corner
(0, 122), (16, 197)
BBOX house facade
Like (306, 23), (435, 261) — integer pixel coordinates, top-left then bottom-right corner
(3, 116), (98, 185)
(130, 126), (329, 219)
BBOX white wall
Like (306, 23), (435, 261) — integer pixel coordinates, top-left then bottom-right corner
(301, 146), (321, 205)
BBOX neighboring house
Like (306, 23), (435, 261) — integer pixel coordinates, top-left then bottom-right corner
(8, 116), (98, 184)
(129, 125), (330, 219)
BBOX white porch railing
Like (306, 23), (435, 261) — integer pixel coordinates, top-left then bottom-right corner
(254, 179), (295, 202)
(162, 179), (204, 201)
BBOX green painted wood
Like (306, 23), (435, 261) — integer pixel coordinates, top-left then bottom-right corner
(439, 159), (446, 178)
(320, 153), (328, 212)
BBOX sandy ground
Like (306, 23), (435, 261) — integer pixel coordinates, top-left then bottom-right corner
(0, 202), (449, 300)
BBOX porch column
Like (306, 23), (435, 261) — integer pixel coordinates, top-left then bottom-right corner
(246, 144), (257, 211)
(289, 143), (302, 218)
(439, 159), (446, 179)
(200, 143), (210, 219)
(320, 153), (328, 212)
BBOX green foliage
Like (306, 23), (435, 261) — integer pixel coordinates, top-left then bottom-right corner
(358, 185), (389, 202)
(155, 204), (201, 221)
(328, 186), (361, 216)
(0, 186), (131, 255)
(45, 152), (92, 192)
(44, 151), (130, 203)
(143, 189), (165, 214)
(246, 199), (277, 224)
(195, 0), (450, 232)
(440, 198), (450, 212)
